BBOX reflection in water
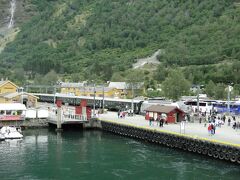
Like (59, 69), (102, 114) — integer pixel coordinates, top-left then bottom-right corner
(0, 129), (239, 180)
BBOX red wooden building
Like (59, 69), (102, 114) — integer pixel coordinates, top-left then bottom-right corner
(145, 105), (185, 123)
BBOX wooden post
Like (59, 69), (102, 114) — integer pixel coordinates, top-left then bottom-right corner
(56, 100), (63, 132)
(57, 107), (62, 129)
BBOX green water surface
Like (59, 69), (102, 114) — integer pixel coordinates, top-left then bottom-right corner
(0, 129), (239, 180)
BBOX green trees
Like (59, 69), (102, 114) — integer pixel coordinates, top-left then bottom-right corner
(0, 0), (239, 93)
(162, 70), (190, 100)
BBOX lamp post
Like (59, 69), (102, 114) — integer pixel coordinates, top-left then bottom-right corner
(53, 86), (56, 105)
(227, 85), (233, 114)
(93, 83), (96, 117)
(102, 85), (105, 111)
(131, 82), (134, 115)
(197, 85), (200, 113)
(18, 87), (24, 104)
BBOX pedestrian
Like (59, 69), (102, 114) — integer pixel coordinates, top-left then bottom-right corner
(212, 124), (216, 135)
(160, 118), (164, 127)
(237, 122), (240, 130)
(149, 117), (153, 126)
(232, 116), (236, 121)
(228, 117), (231, 126)
(233, 122), (236, 129)
(118, 110), (121, 118)
(223, 115), (226, 123)
(156, 115), (160, 127)
(208, 124), (212, 136)
(210, 124), (214, 135)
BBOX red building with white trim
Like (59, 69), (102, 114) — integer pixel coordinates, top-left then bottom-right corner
(145, 105), (185, 123)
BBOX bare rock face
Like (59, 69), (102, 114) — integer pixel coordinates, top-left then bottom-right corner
(0, 0), (35, 34)
(0, 0), (35, 52)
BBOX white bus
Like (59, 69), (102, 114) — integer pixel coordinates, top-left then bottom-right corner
(184, 100), (217, 114)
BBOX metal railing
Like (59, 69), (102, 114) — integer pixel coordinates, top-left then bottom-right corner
(48, 112), (88, 122)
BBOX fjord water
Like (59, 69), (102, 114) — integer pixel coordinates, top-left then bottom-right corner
(0, 129), (239, 180)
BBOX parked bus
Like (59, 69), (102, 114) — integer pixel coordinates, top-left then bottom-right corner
(0, 103), (26, 121)
(184, 100), (217, 113)
(213, 101), (240, 115)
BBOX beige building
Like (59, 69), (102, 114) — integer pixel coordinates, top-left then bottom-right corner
(60, 82), (120, 98)
(0, 80), (38, 107)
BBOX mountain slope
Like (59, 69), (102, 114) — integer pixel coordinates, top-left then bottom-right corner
(0, 0), (240, 83)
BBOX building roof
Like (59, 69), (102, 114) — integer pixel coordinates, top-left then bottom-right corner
(0, 80), (18, 88)
(108, 82), (144, 90)
(60, 82), (85, 88)
(0, 103), (26, 110)
(145, 105), (183, 113)
(108, 82), (127, 90)
(0, 92), (39, 99)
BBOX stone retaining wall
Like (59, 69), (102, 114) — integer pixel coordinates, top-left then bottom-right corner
(101, 121), (240, 164)
(0, 119), (48, 128)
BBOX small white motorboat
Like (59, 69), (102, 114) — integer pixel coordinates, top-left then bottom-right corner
(0, 133), (5, 141)
(0, 126), (23, 139)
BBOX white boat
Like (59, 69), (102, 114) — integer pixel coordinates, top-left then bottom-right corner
(0, 126), (23, 139)
(0, 133), (5, 141)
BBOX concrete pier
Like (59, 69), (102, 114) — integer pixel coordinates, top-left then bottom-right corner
(98, 111), (240, 164)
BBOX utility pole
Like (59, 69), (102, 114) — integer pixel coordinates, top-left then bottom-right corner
(227, 85), (230, 114)
(21, 87), (24, 104)
(102, 85), (105, 111)
(131, 83), (134, 115)
(93, 83), (96, 117)
(197, 85), (200, 113)
(53, 86), (56, 105)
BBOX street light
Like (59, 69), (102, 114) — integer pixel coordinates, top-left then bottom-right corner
(93, 83), (96, 117)
(102, 85), (105, 111)
(196, 85), (200, 113)
(227, 85), (233, 114)
(53, 86), (56, 105)
(131, 82), (134, 115)
(18, 87), (24, 104)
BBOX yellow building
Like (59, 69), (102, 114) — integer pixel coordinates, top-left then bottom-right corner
(0, 80), (18, 94)
(60, 82), (145, 98)
(108, 82), (145, 98)
(60, 82), (84, 96)
(60, 82), (121, 98)
(0, 80), (38, 107)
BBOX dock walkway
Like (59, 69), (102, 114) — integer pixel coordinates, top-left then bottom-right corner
(99, 112), (240, 147)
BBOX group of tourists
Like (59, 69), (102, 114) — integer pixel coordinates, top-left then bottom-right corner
(149, 116), (166, 127)
(117, 109), (133, 118)
(207, 123), (216, 135)
(205, 112), (240, 135)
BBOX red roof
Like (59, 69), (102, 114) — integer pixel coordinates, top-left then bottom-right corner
(145, 105), (184, 114)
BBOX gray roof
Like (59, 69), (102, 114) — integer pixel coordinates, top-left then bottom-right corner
(145, 105), (183, 113)
(108, 82), (127, 90)
(109, 82), (144, 90)
(0, 92), (38, 99)
(61, 82), (85, 88)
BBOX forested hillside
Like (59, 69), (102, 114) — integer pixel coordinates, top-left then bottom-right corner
(0, 0), (240, 92)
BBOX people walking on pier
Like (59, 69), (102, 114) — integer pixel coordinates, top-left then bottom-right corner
(160, 118), (164, 127)
(156, 115), (160, 126)
(233, 121), (237, 129)
(208, 124), (212, 136)
(149, 117), (154, 126)
(212, 124), (216, 135)
(228, 117), (231, 126)
(223, 115), (226, 123)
